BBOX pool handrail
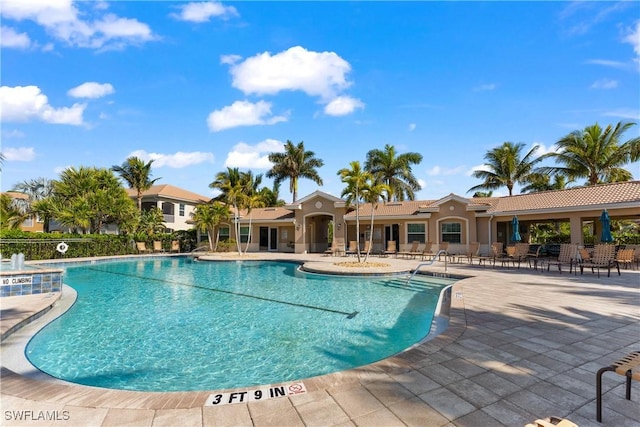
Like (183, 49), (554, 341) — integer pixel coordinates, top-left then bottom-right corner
(406, 249), (448, 285)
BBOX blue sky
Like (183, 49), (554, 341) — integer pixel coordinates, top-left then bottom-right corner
(2, 1), (639, 203)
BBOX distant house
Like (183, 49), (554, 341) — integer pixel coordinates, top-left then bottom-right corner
(224, 181), (640, 255)
(2, 192), (45, 232)
(126, 184), (210, 232)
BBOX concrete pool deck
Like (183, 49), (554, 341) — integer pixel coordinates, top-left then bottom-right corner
(1, 253), (638, 426)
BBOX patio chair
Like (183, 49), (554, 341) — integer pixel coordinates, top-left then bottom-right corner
(455, 242), (480, 264)
(382, 240), (397, 257)
(418, 242), (435, 260)
(345, 240), (357, 256)
(153, 241), (165, 253)
(362, 240), (372, 256)
(136, 241), (151, 254)
(546, 243), (577, 274)
(324, 239), (342, 256)
(596, 351), (640, 422)
(525, 417), (577, 427)
(170, 240), (180, 253)
(579, 244), (618, 277)
(477, 242), (503, 267)
(398, 241), (420, 259)
(525, 245), (544, 270)
(614, 248), (635, 270)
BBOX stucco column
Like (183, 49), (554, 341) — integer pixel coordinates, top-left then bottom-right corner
(569, 216), (583, 245)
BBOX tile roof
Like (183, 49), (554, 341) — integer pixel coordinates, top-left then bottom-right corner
(344, 181), (640, 218)
(126, 184), (210, 204)
(237, 207), (295, 222)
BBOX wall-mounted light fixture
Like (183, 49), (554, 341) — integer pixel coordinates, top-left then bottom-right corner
(337, 223), (341, 231)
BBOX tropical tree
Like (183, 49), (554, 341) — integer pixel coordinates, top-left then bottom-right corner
(0, 194), (29, 230)
(520, 173), (569, 194)
(137, 207), (166, 235)
(538, 121), (640, 186)
(472, 191), (493, 198)
(360, 179), (391, 262)
(191, 201), (231, 251)
(259, 182), (285, 207)
(112, 157), (160, 211)
(267, 140), (324, 203)
(51, 166), (137, 233)
(364, 144), (423, 201)
(240, 171), (266, 253)
(468, 142), (543, 196)
(338, 161), (373, 263)
(11, 178), (55, 231)
(210, 167), (247, 253)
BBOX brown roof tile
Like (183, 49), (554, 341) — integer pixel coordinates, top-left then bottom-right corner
(126, 184), (210, 204)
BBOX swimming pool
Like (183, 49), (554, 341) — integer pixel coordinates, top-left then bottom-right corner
(26, 258), (453, 392)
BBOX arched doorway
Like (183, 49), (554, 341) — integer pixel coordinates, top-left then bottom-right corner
(304, 214), (333, 253)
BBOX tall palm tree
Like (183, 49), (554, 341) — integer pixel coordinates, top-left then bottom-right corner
(360, 180), (391, 262)
(210, 167), (247, 253)
(338, 161), (373, 263)
(468, 142), (543, 196)
(267, 140), (324, 203)
(112, 157), (161, 211)
(240, 171), (266, 254)
(538, 121), (640, 186)
(191, 201), (231, 251)
(520, 173), (569, 193)
(365, 144), (423, 201)
(12, 177), (55, 231)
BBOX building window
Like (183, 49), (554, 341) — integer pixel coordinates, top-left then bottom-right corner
(219, 227), (230, 242)
(22, 217), (33, 227)
(441, 222), (461, 243)
(407, 223), (426, 243)
(240, 226), (250, 243)
(179, 204), (185, 217)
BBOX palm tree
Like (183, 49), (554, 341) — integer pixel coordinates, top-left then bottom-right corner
(472, 191), (493, 198)
(520, 173), (569, 193)
(240, 171), (266, 254)
(338, 161), (373, 263)
(267, 140), (324, 203)
(210, 167), (247, 253)
(364, 144), (423, 201)
(0, 194), (29, 230)
(12, 178), (55, 231)
(539, 121), (640, 186)
(191, 201), (231, 251)
(360, 180), (390, 262)
(112, 157), (160, 211)
(468, 142), (543, 196)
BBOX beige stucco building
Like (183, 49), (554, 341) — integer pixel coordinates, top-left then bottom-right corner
(224, 181), (640, 255)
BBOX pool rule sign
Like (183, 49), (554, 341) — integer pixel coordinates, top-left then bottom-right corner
(205, 382), (307, 406)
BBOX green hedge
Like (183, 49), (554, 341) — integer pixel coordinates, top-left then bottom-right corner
(0, 230), (199, 261)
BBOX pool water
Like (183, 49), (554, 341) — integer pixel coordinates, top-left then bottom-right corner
(27, 258), (453, 392)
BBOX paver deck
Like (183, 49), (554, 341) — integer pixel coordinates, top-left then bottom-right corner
(1, 253), (638, 426)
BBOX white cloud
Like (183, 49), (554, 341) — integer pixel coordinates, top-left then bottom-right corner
(532, 143), (559, 156)
(323, 96), (364, 116)
(622, 20), (640, 61)
(224, 139), (284, 168)
(2, 147), (36, 161)
(225, 46), (352, 99)
(68, 82), (115, 98)
(128, 150), (214, 168)
(602, 108), (640, 120)
(426, 165), (467, 176)
(585, 59), (628, 69)
(1, 25), (31, 48)
(408, 123), (416, 131)
(172, 1), (238, 22)
(0, 85), (85, 125)
(473, 83), (498, 92)
(590, 78), (618, 89)
(0, 0), (156, 50)
(1, 129), (25, 138)
(468, 164), (486, 176)
(207, 100), (288, 132)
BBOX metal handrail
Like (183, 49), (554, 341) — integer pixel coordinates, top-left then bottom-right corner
(406, 249), (448, 285)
